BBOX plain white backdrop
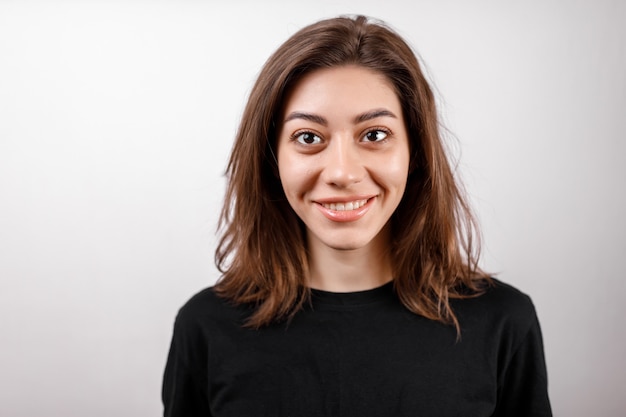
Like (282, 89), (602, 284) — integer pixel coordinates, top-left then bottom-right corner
(1, 0), (624, 415)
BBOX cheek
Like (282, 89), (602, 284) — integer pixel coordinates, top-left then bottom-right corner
(388, 169), (409, 196)
(279, 176), (298, 200)
(278, 155), (306, 198)
(278, 151), (321, 196)
(280, 170), (319, 202)
(379, 152), (410, 190)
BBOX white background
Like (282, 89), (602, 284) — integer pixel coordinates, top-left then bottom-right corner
(1, 0), (624, 415)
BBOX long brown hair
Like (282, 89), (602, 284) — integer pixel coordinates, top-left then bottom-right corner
(214, 15), (491, 333)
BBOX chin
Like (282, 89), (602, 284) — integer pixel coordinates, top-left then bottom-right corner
(327, 243), (363, 251)
(317, 236), (374, 251)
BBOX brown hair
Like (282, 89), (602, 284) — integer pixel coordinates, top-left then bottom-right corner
(214, 15), (491, 333)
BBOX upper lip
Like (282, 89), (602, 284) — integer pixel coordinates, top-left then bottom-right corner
(313, 195), (376, 204)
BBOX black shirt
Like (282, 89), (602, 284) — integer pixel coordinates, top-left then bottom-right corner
(163, 279), (552, 416)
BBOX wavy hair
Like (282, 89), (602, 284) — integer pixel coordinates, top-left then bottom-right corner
(214, 15), (491, 333)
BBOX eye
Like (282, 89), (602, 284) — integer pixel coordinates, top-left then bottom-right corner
(294, 131), (322, 145)
(362, 129), (389, 142)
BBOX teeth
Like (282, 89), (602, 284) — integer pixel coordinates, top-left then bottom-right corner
(322, 199), (368, 211)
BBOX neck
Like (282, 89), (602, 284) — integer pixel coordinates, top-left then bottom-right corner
(306, 228), (394, 293)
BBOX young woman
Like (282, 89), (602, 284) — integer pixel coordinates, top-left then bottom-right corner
(163, 15), (552, 416)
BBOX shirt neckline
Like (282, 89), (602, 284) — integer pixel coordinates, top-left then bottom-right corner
(309, 281), (395, 308)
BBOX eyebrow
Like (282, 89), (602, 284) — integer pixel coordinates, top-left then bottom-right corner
(353, 108), (397, 124)
(283, 112), (328, 126)
(283, 108), (397, 126)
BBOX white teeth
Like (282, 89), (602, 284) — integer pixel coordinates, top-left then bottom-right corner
(322, 199), (368, 211)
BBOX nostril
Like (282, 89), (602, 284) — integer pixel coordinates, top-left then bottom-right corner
(323, 164), (365, 187)
(322, 148), (365, 187)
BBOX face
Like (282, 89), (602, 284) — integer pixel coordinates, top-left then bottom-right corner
(276, 65), (410, 253)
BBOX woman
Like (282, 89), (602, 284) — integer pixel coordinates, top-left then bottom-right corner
(163, 15), (552, 416)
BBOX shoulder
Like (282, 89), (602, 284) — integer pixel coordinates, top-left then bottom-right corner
(177, 287), (226, 318)
(167, 286), (252, 366)
(173, 286), (249, 335)
(454, 278), (540, 340)
(478, 278), (536, 317)
(459, 278), (535, 312)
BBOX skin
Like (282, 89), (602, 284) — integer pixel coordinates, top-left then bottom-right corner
(277, 65), (411, 292)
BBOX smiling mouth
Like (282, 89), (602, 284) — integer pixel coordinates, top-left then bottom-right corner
(321, 199), (369, 211)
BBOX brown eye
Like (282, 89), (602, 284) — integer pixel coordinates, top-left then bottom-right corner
(295, 132), (322, 145)
(363, 130), (388, 142)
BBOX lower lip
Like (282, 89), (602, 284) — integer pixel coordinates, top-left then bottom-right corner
(315, 198), (374, 222)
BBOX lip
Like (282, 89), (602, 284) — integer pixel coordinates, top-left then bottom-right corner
(314, 195), (376, 204)
(314, 196), (376, 222)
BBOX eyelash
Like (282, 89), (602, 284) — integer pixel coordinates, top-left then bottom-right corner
(290, 127), (392, 145)
(362, 127), (391, 143)
(292, 131), (322, 145)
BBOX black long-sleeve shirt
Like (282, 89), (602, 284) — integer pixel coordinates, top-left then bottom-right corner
(163, 279), (552, 416)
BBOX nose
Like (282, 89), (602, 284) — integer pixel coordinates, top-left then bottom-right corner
(321, 137), (365, 188)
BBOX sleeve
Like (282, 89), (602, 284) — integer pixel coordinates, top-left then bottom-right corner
(162, 313), (211, 417)
(493, 313), (552, 417)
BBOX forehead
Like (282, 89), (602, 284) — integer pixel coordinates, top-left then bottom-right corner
(280, 65), (401, 117)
